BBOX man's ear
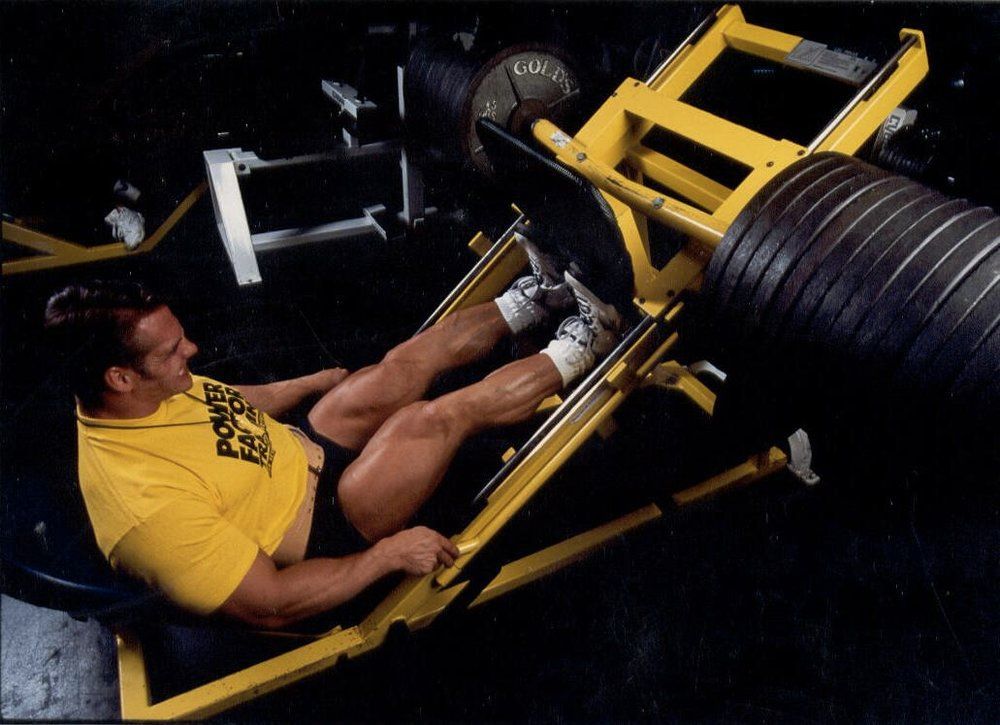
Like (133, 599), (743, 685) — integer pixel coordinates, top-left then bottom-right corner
(104, 366), (135, 394)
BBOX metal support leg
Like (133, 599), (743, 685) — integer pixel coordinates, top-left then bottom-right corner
(399, 147), (427, 226)
(396, 65), (434, 226)
(204, 149), (262, 285)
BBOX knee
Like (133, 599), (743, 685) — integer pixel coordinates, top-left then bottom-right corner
(401, 399), (461, 438)
(380, 342), (424, 373)
(305, 404), (355, 451)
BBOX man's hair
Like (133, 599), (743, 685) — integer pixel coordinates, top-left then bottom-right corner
(44, 280), (165, 408)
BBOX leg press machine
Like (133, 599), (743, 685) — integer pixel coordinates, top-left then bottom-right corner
(114, 5), (929, 718)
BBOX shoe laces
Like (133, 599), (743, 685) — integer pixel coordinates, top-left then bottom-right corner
(528, 255), (544, 283)
(574, 292), (596, 329)
(518, 233), (565, 289)
(554, 315), (592, 347)
(513, 275), (542, 301)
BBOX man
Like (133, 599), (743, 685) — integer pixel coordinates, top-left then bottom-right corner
(44, 231), (623, 628)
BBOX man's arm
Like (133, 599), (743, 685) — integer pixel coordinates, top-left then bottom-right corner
(234, 368), (349, 418)
(218, 526), (460, 628)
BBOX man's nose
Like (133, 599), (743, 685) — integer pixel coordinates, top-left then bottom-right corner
(184, 340), (199, 358)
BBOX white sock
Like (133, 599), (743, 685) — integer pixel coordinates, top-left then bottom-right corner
(541, 337), (594, 388)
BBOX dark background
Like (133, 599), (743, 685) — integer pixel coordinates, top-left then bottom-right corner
(2, 2), (998, 721)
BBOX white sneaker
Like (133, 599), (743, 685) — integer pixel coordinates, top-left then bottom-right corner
(495, 229), (573, 334)
(541, 275), (625, 387)
(564, 271), (623, 357)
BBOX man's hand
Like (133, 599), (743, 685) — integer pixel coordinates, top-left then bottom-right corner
(374, 526), (461, 575)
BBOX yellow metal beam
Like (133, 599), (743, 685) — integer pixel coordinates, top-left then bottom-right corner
(466, 230), (492, 257)
(648, 4), (744, 95)
(470, 504), (663, 607)
(119, 625), (371, 720)
(815, 30), (928, 155)
(533, 119), (728, 248)
(643, 361), (717, 416)
(3, 183), (206, 275)
(723, 20), (801, 63)
(626, 91), (782, 168)
(116, 630), (152, 716)
(626, 147), (731, 212)
(672, 447), (788, 506)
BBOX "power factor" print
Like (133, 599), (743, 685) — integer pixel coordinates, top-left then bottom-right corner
(202, 381), (275, 475)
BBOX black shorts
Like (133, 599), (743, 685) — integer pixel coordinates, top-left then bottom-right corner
(294, 416), (371, 558)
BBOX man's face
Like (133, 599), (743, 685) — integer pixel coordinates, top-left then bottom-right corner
(128, 305), (199, 400)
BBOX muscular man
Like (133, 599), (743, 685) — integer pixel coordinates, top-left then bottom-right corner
(44, 232), (623, 628)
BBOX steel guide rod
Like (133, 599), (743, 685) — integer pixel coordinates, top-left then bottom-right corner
(416, 212), (526, 333)
(473, 312), (664, 504)
(807, 33), (919, 153)
(645, 8), (720, 85)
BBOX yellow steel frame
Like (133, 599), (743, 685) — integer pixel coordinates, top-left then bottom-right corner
(533, 3), (927, 317)
(113, 5), (927, 718)
(2, 183), (206, 275)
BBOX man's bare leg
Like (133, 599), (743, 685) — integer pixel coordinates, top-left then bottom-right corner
(308, 301), (512, 450)
(307, 227), (578, 450)
(337, 353), (562, 541)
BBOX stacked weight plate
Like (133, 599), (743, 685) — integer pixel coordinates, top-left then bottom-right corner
(404, 39), (582, 176)
(700, 152), (999, 468)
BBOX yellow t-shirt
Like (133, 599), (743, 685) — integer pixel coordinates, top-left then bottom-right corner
(76, 375), (308, 614)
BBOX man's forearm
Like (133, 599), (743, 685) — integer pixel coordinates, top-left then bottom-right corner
(235, 369), (346, 418)
(235, 377), (317, 418)
(219, 526), (457, 628)
(269, 549), (395, 625)
(224, 546), (396, 629)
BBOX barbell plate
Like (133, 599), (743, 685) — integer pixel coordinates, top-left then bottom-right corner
(931, 284), (1000, 395)
(705, 158), (854, 360)
(896, 237), (1000, 391)
(816, 197), (968, 355)
(747, 175), (907, 356)
(847, 206), (999, 372)
(947, 319), (1000, 409)
(777, 185), (935, 347)
(704, 154), (842, 318)
(733, 167), (873, 341)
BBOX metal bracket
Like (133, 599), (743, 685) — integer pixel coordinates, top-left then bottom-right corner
(321, 80), (377, 119)
(786, 428), (820, 486)
(688, 359), (727, 384)
(323, 80), (378, 147)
